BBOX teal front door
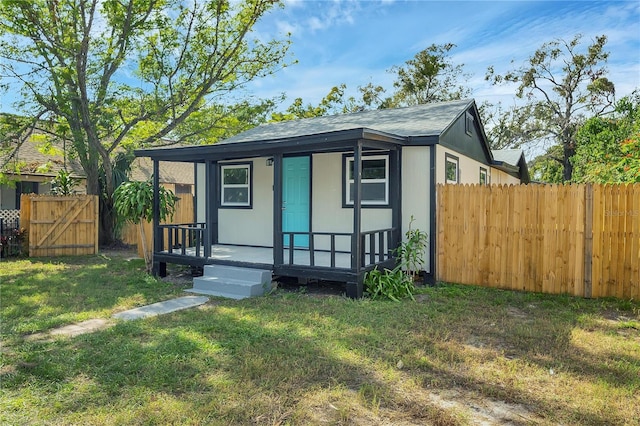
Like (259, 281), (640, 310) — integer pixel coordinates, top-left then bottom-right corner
(282, 156), (310, 248)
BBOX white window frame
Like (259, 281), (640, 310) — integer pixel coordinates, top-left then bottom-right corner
(345, 154), (389, 206)
(445, 154), (459, 184)
(220, 164), (251, 207)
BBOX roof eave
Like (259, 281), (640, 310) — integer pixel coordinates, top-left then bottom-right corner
(135, 127), (407, 161)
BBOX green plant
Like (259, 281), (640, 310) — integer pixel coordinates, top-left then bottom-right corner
(113, 180), (177, 272)
(50, 169), (80, 195)
(364, 265), (415, 301)
(395, 216), (428, 280)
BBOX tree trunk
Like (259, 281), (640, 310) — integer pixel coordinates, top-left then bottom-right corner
(563, 143), (575, 182)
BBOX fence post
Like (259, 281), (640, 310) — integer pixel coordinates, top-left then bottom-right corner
(583, 184), (593, 298)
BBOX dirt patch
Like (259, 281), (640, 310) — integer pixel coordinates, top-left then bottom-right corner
(273, 277), (347, 297)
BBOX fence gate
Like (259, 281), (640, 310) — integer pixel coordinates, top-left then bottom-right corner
(22, 194), (99, 257)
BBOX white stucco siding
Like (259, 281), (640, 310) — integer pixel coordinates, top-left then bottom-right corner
(401, 146), (431, 272)
(436, 145), (492, 185)
(218, 158), (274, 246)
(490, 167), (521, 185)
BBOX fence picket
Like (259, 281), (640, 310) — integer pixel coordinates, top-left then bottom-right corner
(437, 183), (639, 299)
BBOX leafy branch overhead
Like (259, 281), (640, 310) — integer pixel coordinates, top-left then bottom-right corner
(0, 0), (291, 243)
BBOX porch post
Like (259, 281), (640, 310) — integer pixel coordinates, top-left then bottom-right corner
(390, 148), (402, 256)
(204, 160), (217, 258)
(427, 145), (437, 285)
(273, 153), (283, 266)
(152, 159), (166, 277)
(347, 140), (363, 298)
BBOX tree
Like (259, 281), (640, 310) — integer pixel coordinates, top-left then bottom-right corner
(270, 84), (352, 121)
(270, 43), (472, 119)
(389, 43), (471, 107)
(571, 92), (640, 183)
(0, 0), (290, 243)
(486, 34), (615, 181)
(113, 180), (176, 271)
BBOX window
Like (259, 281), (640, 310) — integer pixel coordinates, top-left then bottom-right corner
(175, 184), (192, 194)
(479, 167), (488, 185)
(345, 154), (389, 206)
(220, 163), (251, 207)
(465, 112), (474, 136)
(445, 154), (459, 184)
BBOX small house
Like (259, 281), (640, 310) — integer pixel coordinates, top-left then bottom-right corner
(135, 99), (529, 298)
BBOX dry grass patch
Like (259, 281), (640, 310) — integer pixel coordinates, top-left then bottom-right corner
(1, 257), (639, 425)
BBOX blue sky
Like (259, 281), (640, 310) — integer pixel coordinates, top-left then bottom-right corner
(248, 0), (640, 110)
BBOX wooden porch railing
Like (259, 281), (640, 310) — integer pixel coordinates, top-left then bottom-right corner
(282, 227), (397, 271)
(155, 223), (398, 272)
(361, 228), (396, 267)
(159, 223), (206, 256)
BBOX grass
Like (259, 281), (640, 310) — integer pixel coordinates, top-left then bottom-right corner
(1, 253), (639, 425)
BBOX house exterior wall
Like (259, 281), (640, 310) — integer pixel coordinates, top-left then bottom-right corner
(490, 167), (521, 185)
(436, 145), (493, 185)
(401, 146), (431, 272)
(218, 158), (274, 246)
(312, 152), (392, 251)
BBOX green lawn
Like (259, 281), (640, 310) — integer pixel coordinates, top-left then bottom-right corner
(1, 253), (639, 425)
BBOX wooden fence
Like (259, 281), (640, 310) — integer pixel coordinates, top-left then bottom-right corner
(121, 194), (194, 259)
(21, 194), (99, 257)
(437, 184), (639, 299)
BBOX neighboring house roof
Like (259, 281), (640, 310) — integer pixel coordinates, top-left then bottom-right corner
(222, 99), (474, 144)
(130, 157), (194, 185)
(1, 130), (193, 185)
(491, 149), (530, 184)
(492, 149), (524, 166)
(1, 132), (84, 178)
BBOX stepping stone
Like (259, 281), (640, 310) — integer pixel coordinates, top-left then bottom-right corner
(112, 295), (209, 320)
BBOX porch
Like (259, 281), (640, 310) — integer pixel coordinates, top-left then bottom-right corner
(154, 224), (399, 295)
(137, 128), (406, 298)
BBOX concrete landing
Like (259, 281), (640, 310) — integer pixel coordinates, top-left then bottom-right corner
(112, 296), (209, 320)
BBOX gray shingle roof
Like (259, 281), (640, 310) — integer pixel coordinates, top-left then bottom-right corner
(491, 149), (524, 167)
(130, 157), (194, 185)
(1, 132), (85, 177)
(221, 99), (474, 144)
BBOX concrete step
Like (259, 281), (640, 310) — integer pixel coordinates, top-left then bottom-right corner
(203, 264), (272, 283)
(189, 266), (273, 299)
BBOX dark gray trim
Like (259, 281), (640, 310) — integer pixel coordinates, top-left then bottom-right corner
(152, 160), (166, 277)
(193, 163), (198, 223)
(427, 145), (437, 285)
(135, 128), (405, 163)
(465, 111), (474, 136)
(206, 161), (217, 253)
(219, 161), (253, 209)
(350, 143), (362, 271)
(390, 148), (402, 254)
(273, 154), (284, 266)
